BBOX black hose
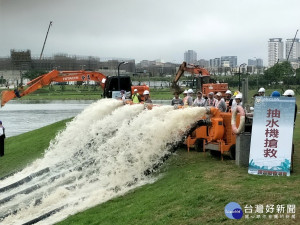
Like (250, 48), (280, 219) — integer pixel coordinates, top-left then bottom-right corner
(0, 184), (41, 205)
(21, 205), (67, 225)
(0, 168), (50, 193)
(144, 120), (210, 176)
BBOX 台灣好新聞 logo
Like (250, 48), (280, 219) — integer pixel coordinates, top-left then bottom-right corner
(225, 202), (243, 219)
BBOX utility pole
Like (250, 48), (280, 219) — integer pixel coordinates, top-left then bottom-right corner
(39, 21), (53, 61)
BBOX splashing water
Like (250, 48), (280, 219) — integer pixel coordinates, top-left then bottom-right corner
(0, 99), (207, 225)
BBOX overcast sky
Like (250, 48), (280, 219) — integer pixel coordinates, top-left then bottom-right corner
(0, 0), (299, 65)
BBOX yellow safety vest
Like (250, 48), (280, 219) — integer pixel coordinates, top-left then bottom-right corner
(132, 93), (140, 103)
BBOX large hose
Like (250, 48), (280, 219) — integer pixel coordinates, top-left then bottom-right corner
(231, 105), (245, 134)
(0, 168), (50, 193)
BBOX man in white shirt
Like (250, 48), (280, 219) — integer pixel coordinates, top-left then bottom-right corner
(0, 121), (5, 157)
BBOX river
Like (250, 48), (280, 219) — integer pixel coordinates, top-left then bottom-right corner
(0, 100), (96, 137)
(0, 99), (171, 137)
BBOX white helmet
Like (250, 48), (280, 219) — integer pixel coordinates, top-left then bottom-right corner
(235, 93), (243, 99)
(258, 87), (265, 93)
(143, 90), (150, 95)
(134, 89), (138, 92)
(187, 89), (194, 94)
(216, 92), (222, 97)
(283, 89), (295, 96)
(183, 90), (188, 94)
(225, 90), (232, 95)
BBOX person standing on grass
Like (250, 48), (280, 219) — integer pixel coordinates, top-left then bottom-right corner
(0, 121), (5, 157)
(193, 91), (207, 107)
(283, 89), (297, 123)
(142, 90), (153, 110)
(215, 92), (227, 112)
(131, 89), (141, 103)
(207, 92), (217, 107)
(171, 91), (184, 107)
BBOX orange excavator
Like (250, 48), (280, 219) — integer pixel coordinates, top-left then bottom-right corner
(171, 62), (228, 96)
(1, 70), (149, 107)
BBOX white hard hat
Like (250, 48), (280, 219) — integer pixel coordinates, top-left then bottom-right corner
(225, 90), (232, 95)
(187, 89), (194, 94)
(283, 89), (295, 96)
(235, 93), (243, 99)
(183, 90), (188, 94)
(134, 89), (138, 92)
(208, 92), (214, 95)
(216, 92), (222, 96)
(258, 87), (265, 93)
(143, 90), (150, 95)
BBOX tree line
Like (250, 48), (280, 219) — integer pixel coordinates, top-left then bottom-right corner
(213, 61), (300, 90)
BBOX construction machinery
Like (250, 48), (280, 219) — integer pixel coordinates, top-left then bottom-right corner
(185, 107), (247, 159)
(171, 62), (228, 96)
(0, 70), (149, 107)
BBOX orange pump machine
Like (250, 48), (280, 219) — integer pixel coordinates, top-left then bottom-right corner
(186, 107), (242, 159)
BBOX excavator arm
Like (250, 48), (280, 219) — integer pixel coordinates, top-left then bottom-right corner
(1, 70), (108, 107)
(171, 62), (210, 94)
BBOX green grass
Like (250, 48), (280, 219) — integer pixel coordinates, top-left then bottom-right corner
(0, 118), (72, 177)
(0, 99), (299, 225)
(57, 151), (300, 225)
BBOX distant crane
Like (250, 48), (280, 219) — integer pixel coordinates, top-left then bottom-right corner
(39, 21), (53, 60)
(287, 29), (299, 61)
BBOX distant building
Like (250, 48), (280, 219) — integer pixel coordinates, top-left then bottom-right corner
(135, 60), (178, 77)
(248, 58), (263, 67)
(268, 38), (284, 67)
(209, 58), (221, 68)
(286, 38), (300, 61)
(197, 59), (209, 68)
(184, 50), (197, 64)
(256, 58), (263, 67)
(221, 56), (237, 68)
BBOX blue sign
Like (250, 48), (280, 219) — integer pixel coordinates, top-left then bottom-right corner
(225, 202), (243, 219)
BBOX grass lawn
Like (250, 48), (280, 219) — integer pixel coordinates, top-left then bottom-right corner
(0, 98), (299, 225)
(0, 118), (72, 178)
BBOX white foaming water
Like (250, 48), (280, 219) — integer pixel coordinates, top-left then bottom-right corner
(0, 99), (207, 225)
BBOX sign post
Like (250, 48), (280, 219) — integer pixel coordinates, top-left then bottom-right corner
(248, 96), (296, 176)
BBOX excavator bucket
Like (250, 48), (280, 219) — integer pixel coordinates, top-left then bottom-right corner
(1, 90), (16, 107)
(170, 81), (184, 95)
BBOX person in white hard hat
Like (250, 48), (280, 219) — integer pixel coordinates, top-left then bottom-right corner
(187, 89), (194, 98)
(283, 89), (297, 122)
(131, 88), (141, 104)
(143, 90), (152, 110)
(207, 92), (217, 107)
(232, 93), (243, 111)
(183, 90), (193, 107)
(215, 92), (227, 112)
(225, 90), (233, 112)
(258, 87), (265, 96)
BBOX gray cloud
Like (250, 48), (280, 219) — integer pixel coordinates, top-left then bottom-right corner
(1, 0), (300, 64)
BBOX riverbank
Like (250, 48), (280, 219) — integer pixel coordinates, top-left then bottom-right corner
(0, 118), (72, 177)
